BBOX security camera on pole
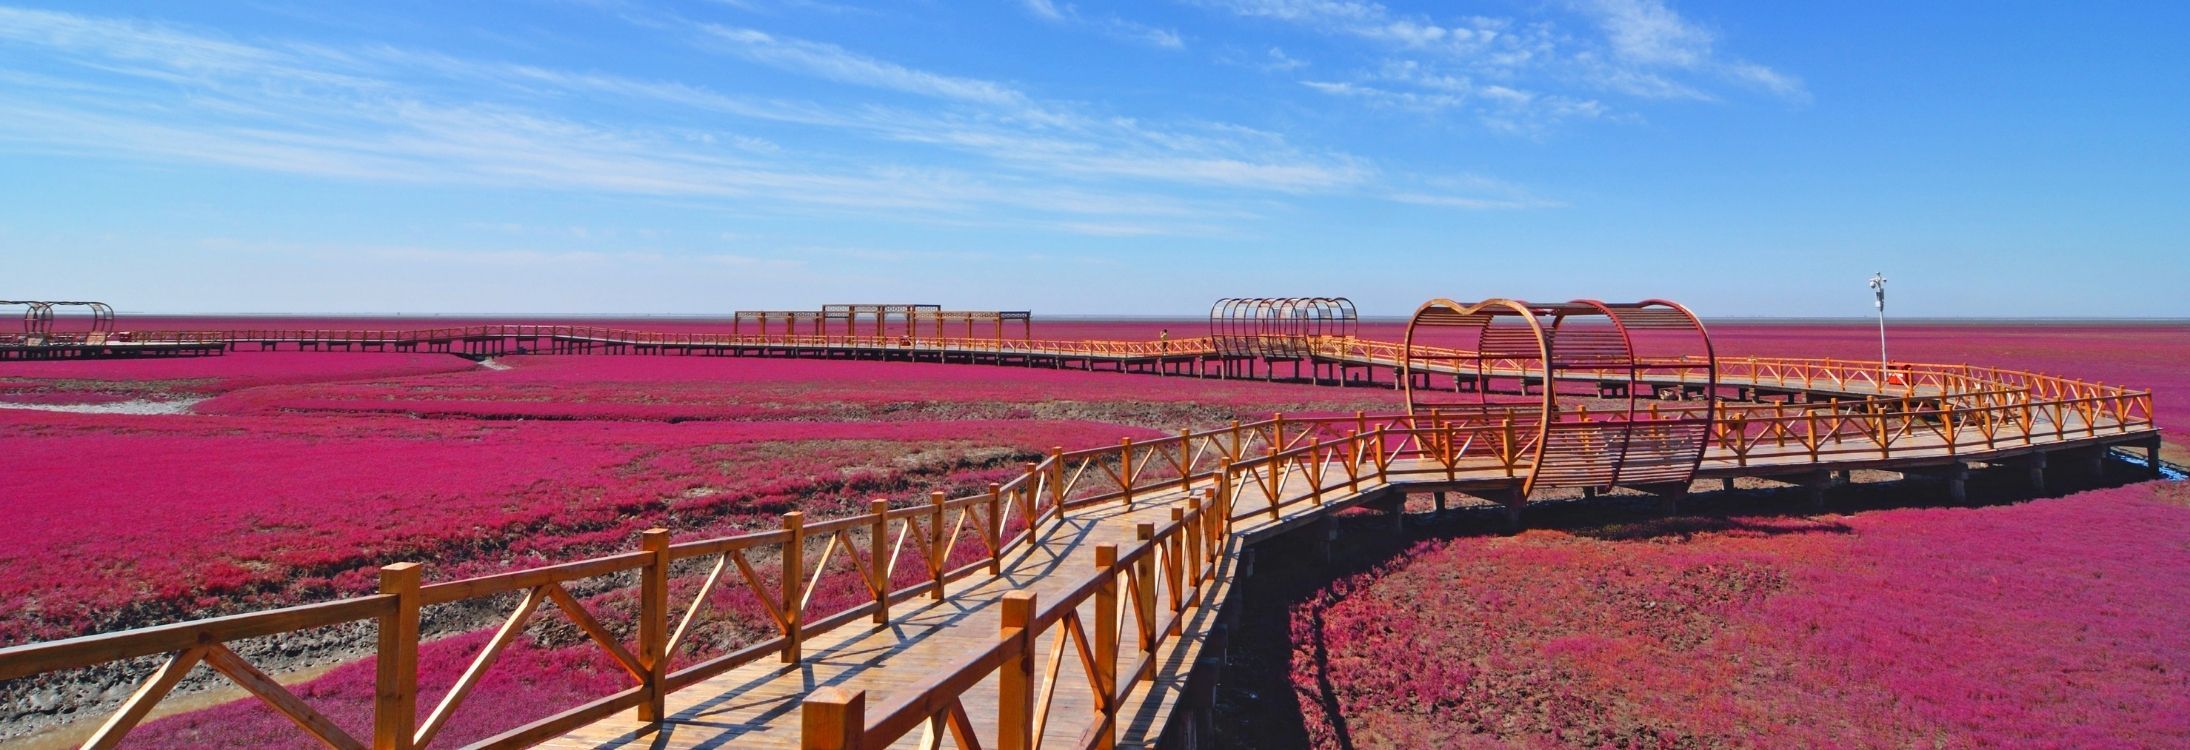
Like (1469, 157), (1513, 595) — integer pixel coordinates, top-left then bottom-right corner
(1869, 273), (1889, 385)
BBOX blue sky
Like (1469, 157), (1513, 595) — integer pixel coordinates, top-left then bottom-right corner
(1, 1), (2183, 317)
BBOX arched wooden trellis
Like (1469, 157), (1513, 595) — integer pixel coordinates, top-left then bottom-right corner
(1207, 297), (1356, 357)
(4, 300), (116, 335)
(1401, 297), (1716, 497)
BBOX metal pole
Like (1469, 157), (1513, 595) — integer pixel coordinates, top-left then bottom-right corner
(1869, 273), (1888, 384)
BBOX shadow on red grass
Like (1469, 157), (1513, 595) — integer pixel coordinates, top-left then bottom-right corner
(1219, 462), (2190, 749)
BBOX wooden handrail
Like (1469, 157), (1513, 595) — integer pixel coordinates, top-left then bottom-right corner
(0, 348), (2159, 748)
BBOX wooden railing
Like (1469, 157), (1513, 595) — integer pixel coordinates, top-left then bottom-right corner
(5, 327), (2153, 410)
(0, 594), (399, 749)
(0, 361), (2158, 749)
(803, 498), (1226, 750)
(0, 456), (1074, 749)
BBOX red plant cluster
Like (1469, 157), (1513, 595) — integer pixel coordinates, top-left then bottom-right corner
(4, 318), (2180, 747)
(0, 352), (476, 404)
(1290, 481), (2190, 748)
(196, 354), (1393, 424)
(0, 409), (1139, 644)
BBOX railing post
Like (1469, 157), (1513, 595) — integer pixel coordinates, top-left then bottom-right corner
(1266, 446), (1282, 521)
(928, 491), (948, 600)
(1119, 437), (1136, 507)
(374, 563), (421, 750)
(639, 529), (670, 722)
(1202, 487), (1222, 558)
(1048, 447), (1065, 515)
(1178, 428), (1193, 491)
(869, 500), (891, 624)
(1184, 496), (1205, 594)
(999, 591), (1037, 750)
(1344, 429), (1360, 491)
(1308, 443), (1326, 505)
(1499, 419), (1515, 477)
(801, 687), (865, 750)
(987, 482), (1005, 575)
(1019, 463), (1040, 531)
(782, 511), (806, 664)
(1373, 426), (1389, 483)
(1135, 522), (1158, 678)
(1167, 508), (1187, 632)
(1092, 544), (1120, 750)
(1216, 458), (1234, 530)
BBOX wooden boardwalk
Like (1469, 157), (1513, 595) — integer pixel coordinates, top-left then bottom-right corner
(0, 325), (2166, 750)
(548, 458), (1392, 750)
(545, 404), (2155, 749)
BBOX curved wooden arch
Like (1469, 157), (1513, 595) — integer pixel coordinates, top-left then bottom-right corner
(1208, 296), (1358, 357)
(1401, 298), (1556, 492)
(1402, 296), (1717, 498)
(4, 300), (115, 335)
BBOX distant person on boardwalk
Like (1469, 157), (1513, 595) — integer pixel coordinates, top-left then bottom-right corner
(1159, 328), (1170, 352)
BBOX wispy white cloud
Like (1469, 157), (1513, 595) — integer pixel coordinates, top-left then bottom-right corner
(0, 3), (1559, 250)
(1384, 173), (1568, 211)
(1019, 0), (1186, 49)
(1201, 0), (1804, 130)
(695, 24), (1031, 106)
(1301, 59), (1608, 133)
(0, 6), (1280, 236)
(1569, 0), (1807, 101)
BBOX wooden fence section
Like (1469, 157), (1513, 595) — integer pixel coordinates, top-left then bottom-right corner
(0, 355), (2163, 749)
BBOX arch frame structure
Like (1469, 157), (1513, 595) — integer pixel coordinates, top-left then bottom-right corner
(1207, 297), (1357, 358)
(3, 300), (117, 339)
(1400, 297), (1717, 498)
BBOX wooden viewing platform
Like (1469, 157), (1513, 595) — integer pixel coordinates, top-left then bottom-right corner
(0, 296), (2167, 750)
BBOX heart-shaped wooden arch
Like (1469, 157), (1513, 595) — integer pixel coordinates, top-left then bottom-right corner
(1400, 297), (1717, 498)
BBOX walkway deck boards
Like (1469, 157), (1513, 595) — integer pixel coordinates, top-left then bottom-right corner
(547, 471), (1336, 750)
(544, 405), (2136, 749)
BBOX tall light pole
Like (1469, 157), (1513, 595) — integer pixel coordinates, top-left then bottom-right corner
(1868, 273), (1889, 383)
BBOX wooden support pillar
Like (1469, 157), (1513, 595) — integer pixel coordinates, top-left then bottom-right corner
(1091, 544), (1120, 750)
(1133, 522), (1159, 679)
(782, 511), (806, 663)
(2084, 448), (2105, 477)
(1799, 470), (1829, 511)
(1946, 461), (1970, 504)
(869, 500), (892, 624)
(1639, 481), (1690, 515)
(1835, 469), (1851, 485)
(986, 482), (1005, 575)
(1433, 491), (1447, 514)
(2027, 452), (2048, 494)
(374, 563), (421, 750)
(998, 591), (1036, 750)
(638, 529), (670, 722)
(1720, 477), (1736, 493)
(2150, 438), (2167, 479)
(927, 491), (948, 600)
(800, 687), (864, 750)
